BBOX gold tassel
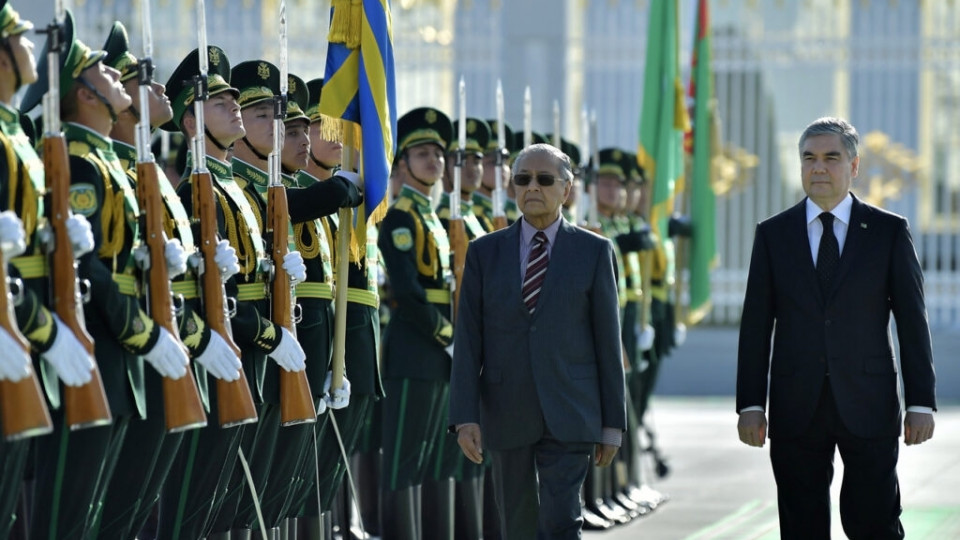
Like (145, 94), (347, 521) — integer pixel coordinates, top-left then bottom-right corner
(319, 113), (344, 145)
(328, 0), (363, 49)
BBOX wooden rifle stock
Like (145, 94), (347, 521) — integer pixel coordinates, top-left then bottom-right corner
(191, 169), (258, 428)
(449, 217), (467, 322)
(492, 215), (508, 231)
(268, 184), (315, 426)
(0, 259), (53, 441)
(136, 162), (207, 433)
(44, 135), (112, 430)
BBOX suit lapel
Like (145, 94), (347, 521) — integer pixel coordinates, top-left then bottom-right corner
(787, 201), (823, 305)
(501, 222), (529, 318)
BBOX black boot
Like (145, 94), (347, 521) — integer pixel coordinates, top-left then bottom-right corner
(355, 452), (380, 536)
(380, 486), (417, 540)
(421, 478), (453, 540)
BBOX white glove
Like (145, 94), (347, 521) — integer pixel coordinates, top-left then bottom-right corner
(337, 170), (361, 186)
(282, 251), (307, 286)
(674, 322), (687, 347)
(0, 210), (27, 259)
(142, 326), (189, 379)
(268, 327), (306, 372)
(66, 213), (95, 257)
(323, 371), (351, 410)
(0, 328), (31, 382)
(444, 343), (454, 358)
(214, 239), (240, 280)
(40, 314), (95, 387)
(164, 238), (189, 279)
(638, 323), (655, 352)
(193, 330), (242, 381)
(316, 396), (328, 415)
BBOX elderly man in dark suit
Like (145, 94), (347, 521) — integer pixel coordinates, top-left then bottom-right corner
(737, 117), (936, 539)
(449, 143), (626, 539)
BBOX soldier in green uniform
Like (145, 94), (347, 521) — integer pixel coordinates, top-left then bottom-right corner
(378, 107), (454, 540)
(552, 137), (582, 224)
(158, 46), (302, 540)
(292, 77), (384, 539)
(99, 22), (244, 539)
(474, 119), (512, 232)
(0, 3), (99, 537)
(21, 10), (194, 538)
(434, 116), (491, 540)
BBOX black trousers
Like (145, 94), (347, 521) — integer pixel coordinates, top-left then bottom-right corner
(0, 438), (28, 537)
(770, 383), (903, 540)
(489, 435), (593, 540)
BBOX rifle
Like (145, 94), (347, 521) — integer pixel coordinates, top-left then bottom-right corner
(191, 0), (257, 428)
(41, 1), (111, 430)
(448, 77), (467, 321)
(269, 3), (315, 426)
(586, 111), (601, 234)
(491, 80), (507, 231)
(135, 0), (207, 433)
(0, 261), (53, 440)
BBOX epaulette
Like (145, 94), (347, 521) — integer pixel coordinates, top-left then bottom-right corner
(68, 139), (94, 159)
(437, 206), (450, 219)
(393, 196), (413, 212)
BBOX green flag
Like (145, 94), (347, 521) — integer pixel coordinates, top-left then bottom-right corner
(637, 0), (688, 294)
(687, 0), (718, 325)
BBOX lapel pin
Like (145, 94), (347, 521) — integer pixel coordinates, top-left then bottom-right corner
(860, 222), (867, 229)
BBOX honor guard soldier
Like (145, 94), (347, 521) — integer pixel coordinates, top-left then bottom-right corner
(0, 3), (97, 537)
(475, 119), (513, 231)
(378, 107), (454, 540)
(99, 22), (243, 539)
(553, 137), (582, 224)
(21, 10), (193, 538)
(157, 45), (287, 540)
(440, 117), (491, 236)
(205, 57), (310, 538)
(293, 76), (384, 539)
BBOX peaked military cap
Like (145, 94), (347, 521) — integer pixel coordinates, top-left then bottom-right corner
(160, 46), (239, 132)
(621, 151), (645, 184)
(0, 0), (31, 38)
(509, 130), (548, 161)
(397, 107), (452, 157)
(449, 117), (489, 156)
(484, 119), (514, 154)
(285, 74), (309, 124)
(21, 10), (108, 114)
(597, 147), (628, 181)
(232, 60), (280, 110)
(546, 135), (581, 167)
(305, 78), (323, 123)
(102, 21), (138, 83)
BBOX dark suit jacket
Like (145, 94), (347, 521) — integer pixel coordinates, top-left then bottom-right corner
(736, 195), (936, 440)
(448, 218), (627, 451)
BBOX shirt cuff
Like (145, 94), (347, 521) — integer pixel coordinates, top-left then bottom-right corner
(906, 406), (934, 414)
(739, 406), (765, 414)
(601, 427), (622, 447)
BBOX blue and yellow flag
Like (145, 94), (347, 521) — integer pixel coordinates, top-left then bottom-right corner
(320, 0), (397, 238)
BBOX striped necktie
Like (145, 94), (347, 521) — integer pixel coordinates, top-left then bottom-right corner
(522, 231), (549, 313)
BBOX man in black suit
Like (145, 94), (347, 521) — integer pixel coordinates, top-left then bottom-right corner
(736, 117), (936, 539)
(449, 143), (626, 539)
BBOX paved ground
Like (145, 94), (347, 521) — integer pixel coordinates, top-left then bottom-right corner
(587, 326), (960, 539)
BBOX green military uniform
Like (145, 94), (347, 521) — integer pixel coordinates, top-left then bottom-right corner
(379, 107), (454, 537)
(156, 46), (255, 540)
(473, 118), (514, 233)
(21, 12), (168, 538)
(0, 5), (55, 536)
(553, 137), (582, 224)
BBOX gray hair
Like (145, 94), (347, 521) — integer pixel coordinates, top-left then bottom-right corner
(511, 143), (575, 183)
(799, 117), (859, 159)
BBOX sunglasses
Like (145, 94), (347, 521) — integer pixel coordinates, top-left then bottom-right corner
(513, 173), (560, 186)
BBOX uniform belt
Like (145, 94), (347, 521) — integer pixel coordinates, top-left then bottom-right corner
(425, 288), (450, 305)
(347, 287), (380, 308)
(112, 273), (138, 297)
(626, 290), (643, 302)
(10, 255), (48, 278)
(171, 280), (199, 299)
(236, 282), (267, 301)
(295, 282), (333, 300)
